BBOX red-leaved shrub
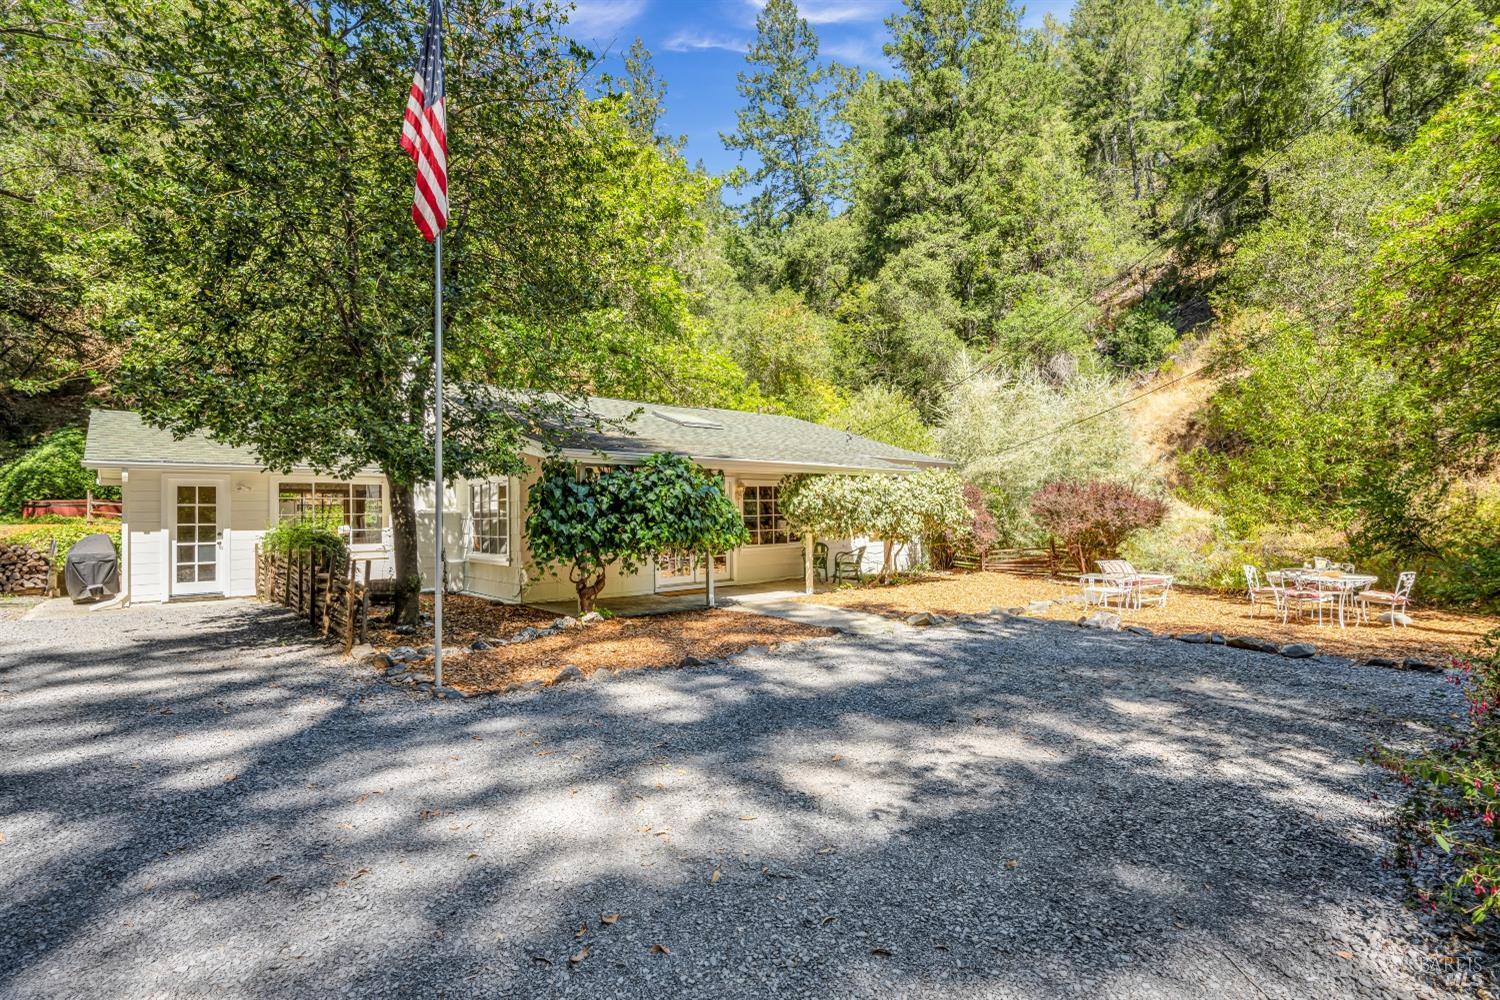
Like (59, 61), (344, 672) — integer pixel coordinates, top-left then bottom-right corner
(1029, 479), (1167, 572)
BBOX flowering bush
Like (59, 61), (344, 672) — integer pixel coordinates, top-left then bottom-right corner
(1029, 479), (1167, 572)
(1373, 633), (1500, 922)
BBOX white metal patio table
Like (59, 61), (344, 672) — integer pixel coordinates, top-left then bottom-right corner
(1276, 569), (1379, 628)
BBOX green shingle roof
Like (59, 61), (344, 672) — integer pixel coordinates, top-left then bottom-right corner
(84, 399), (950, 474)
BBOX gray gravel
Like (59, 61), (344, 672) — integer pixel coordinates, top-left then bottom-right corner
(0, 601), (1489, 999)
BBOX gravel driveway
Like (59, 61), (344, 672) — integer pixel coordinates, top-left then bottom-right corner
(0, 601), (1484, 999)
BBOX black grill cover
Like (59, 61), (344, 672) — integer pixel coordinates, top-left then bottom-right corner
(64, 533), (120, 602)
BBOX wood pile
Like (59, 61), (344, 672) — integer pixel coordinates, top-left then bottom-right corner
(0, 542), (54, 595)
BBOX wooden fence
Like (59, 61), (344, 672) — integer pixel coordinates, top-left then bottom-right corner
(255, 546), (372, 652)
(951, 546), (1059, 577)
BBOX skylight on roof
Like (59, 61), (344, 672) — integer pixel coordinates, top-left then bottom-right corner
(653, 409), (724, 430)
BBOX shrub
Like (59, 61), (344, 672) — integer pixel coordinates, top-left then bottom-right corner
(1029, 479), (1167, 572)
(1102, 297), (1178, 372)
(825, 384), (935, 454)
(929, 483), (1000, 570)
(0, 429), (120, 517)
(0, 517), (120, 563)
(262, 511), (348, 564)
(1373, 633), (1500, 923)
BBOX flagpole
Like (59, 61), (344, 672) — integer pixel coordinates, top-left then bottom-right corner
(433, 232), (444, 692)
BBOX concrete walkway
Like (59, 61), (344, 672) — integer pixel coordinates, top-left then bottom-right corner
(722, 592), (908, 637)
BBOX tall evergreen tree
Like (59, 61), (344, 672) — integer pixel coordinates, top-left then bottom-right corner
(721, 0), (849, 230)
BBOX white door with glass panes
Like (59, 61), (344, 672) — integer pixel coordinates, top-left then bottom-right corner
(169, 481), (223, 596)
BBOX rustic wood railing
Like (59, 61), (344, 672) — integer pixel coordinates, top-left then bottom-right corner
(254, 545), (372, 653)
(951, 546), (1058, 577)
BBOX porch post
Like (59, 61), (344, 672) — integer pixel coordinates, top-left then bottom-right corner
(803, 533), (815, 595)
(705, 550), (715, 609)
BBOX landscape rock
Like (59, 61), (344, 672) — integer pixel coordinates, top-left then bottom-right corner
(393, 624), (416, 636)
(510, 627), (541, 644)
(579, 611), (605, 624)
(1403, 657), (1442, 673)
(416, 645), (434, 657)
(552, 616), (581, 630)
(1176, 632), (1211, 644)
(367, 652), (397, 672)
(349, 644), (376, 661)
(434, 687), (468, 699)
(1363, 656), (1400, 668)
(1227, 636), (1280, 654)
(1025, 600), (1054, 614)
(502, 679), (543, 694)
(1379, 612), (1414, 627)
(469, 639), (493, 651)
(550, 665), (585, 685)
(1279, 642), (1317, 659)
(1124, 626), (1153, 637)
(1210, 632), (1226, 644)
(679, 655), (708, 667)
(1054, 595), (1085, 606)
(905, 612), (950, 626)
(389, 646), (419, 663)
(1079, 612), (1121, 631)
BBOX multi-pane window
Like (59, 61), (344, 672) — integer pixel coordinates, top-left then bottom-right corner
(741, 484), (796, 546)
(469, 480), (509, 560)
(276, 482), (385, 545)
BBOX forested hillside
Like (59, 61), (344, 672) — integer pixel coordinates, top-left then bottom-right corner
(2, 0), (1497, 603)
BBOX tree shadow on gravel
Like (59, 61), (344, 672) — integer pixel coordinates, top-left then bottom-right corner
(0, 604), (1471, 999)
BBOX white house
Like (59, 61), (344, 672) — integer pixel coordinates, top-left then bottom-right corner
(81, 398), (950, 608)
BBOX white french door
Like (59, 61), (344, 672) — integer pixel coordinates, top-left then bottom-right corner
(654, 550), (730, 592)
(168, 480), (224, 596)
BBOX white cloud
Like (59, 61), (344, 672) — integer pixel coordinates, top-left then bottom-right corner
(661, 28), (751, 53)
(563, 0), (647, 40)
(742, 0), (889, 25)
(822, 35), (886, 65)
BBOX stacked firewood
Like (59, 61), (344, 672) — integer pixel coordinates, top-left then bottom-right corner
(0, 543), (52, 594)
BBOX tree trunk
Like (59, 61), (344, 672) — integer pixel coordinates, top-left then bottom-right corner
(389, 480), (422, 626)
(880, 537), (896, 584)
(575, 569), (606, 614)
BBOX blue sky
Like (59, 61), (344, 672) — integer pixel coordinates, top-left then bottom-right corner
(560, 0), (1075, 178)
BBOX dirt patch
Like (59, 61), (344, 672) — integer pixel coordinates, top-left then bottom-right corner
(800, 570), (1500, 663)
(366, 593), (557, 649)
(370, 596), (833, 695)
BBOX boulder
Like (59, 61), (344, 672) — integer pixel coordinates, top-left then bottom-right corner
(1210, 633), (1226, 645)
(389, 646), (419, 663)
(1124, 625), (1154, 637)
(1403, 657), (1442, 673)
(1176, 632), (1212, 644)
(550, 664), (585, 685)
(1378, 612), (1413, 627)
(580, 611), (605, 624)
(470, 639), (493, 651)
(552, 616), (581, 630)
(510, 627), (541, 644)
(1363, 656), (1400, 668)
(416, 645), (434, 657)
(393, 624), (417, 636)
(382, 660), (409, 677)
(1079, 611), (1121, 631)
(1226, 636), (1279, 654)
(1279, 643), (1317, 659)
(905, 612), (938, 626)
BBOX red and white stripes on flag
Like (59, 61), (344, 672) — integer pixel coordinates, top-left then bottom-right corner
(401, 0), (447, 241)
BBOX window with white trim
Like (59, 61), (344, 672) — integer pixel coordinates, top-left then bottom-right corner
(276, 481), (385, 545)
(469, 480), (509, 560)
(741, 484), (797, 545)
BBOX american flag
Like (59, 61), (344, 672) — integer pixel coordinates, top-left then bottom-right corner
(401, 0), (448, 241)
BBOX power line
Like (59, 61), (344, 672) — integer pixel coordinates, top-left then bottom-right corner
(849, 0), (1470, 442)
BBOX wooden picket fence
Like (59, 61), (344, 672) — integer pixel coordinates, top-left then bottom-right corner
(254, 545), (372, 653)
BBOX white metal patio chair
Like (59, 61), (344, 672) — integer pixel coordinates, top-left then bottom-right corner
(1081, 574), (1132, 609)
(1356, 571), (1416, 627)
(1098, 559), (1175, 608)
(1242, 565), (1279, 617)
(1281, 570), (1337, 625)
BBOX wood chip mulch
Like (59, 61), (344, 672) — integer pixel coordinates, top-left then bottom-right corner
(800, 570), (1500, 663)
(369, 596), (832, 695)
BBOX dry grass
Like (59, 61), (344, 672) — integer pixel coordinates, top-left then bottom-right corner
(801, 570), (1500, 663)
(368, 595), (832, 695)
